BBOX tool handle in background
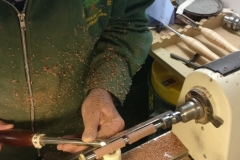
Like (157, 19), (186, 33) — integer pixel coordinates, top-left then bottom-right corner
(181, 35), (220, 61)
(199, 27), (239, 53)
(0, 129), (34, 147)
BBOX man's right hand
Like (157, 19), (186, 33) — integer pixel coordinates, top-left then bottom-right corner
(0, 120), (13, 150)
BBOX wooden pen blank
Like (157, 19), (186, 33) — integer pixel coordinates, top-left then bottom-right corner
(126, 124), (157, 144)
(94, 124), (157, 159)
(94, 138), (126, 159)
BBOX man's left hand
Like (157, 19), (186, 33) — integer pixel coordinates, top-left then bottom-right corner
(57, 88), (125, 153)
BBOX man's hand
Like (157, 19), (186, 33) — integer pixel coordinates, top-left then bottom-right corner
(57, 88), (125, 153)
(0, 120), (14, 150)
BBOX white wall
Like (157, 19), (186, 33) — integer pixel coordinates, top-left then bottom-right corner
(220, 0), (240, 14)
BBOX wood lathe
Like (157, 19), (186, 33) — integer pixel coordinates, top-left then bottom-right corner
(0, 14), (239, 159)
(0, 53), (239, 160)
(78, 51), (240, 160)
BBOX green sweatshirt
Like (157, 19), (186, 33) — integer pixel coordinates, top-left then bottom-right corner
(0, 0), (153, 159)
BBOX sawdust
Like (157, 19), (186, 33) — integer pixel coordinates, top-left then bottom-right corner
(5, 88), (30, 112)
(40, 56), (51, 62)
(12, 79), (19, 83)
(74, 28), (78, 36)
(43, 66), (52, 73)
(86, 52), (130, 102)
(122, 132), (188, 160)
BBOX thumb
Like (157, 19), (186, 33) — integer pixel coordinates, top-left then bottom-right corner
(82, 112), (99, 143)
(97, 118), (125, 139)
(0, 121), (13, 130)
(0, 124), (13, 130)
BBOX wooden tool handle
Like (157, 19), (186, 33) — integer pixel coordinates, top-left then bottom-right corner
(200, 27), (239, 53)
(181, 35), (220, 61)
(0, 129), (34, 147)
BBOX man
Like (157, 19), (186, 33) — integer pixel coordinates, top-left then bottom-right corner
(0, 0), (154, 159)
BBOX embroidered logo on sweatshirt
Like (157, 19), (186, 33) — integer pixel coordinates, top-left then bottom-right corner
(107, 0), (111, 5)
(83, 0), (99, 11)
(86, 9), (107, 28)
(83, 0), (111, 28)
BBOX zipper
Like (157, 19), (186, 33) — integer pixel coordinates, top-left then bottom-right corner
(19, 13), (36, 132)
(3, 0), (35, 132)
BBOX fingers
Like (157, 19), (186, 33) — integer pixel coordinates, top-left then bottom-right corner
(97, 117), (125, 139)
(57, 144), (88, 153)
(0, 121), (14, 151)
(82, 111), (99, 143)
(0, 124), (13, 130)
(57, 88), (125, 154)
(57, 133), (87, 153)
(0, 121), (13, 130)
(61, 133), (83, 139)
(82, 88), (125, 141)
(81, 89), (104, 142)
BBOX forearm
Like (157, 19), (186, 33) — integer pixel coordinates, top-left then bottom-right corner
(86, 0), (153, 104)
